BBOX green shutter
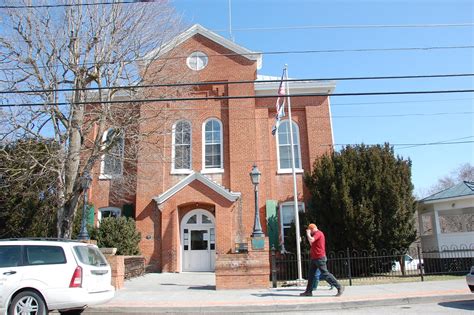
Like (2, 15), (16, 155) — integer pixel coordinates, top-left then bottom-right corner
(122, 204), (134, 218)
(87, 205), (95, 226)
(265, 200), (279, 250)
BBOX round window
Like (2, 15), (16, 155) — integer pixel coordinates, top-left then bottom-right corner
(186, 51), (208, 71)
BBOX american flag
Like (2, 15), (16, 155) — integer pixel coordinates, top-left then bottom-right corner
(271, 69), (287, 136)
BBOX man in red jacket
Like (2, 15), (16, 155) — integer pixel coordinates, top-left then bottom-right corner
(300, 223), (344, 297)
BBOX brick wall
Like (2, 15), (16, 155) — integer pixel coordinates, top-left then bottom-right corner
(215, 237), (270, 290)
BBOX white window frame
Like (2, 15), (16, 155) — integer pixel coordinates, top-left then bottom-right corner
(201, 118), (224, 174)
(97, 207), (122, 226)
(186, 51), (209, 71)
(172, 120), (192, 174)
(279, 202), (305, 252)
(99, 128), (124, 179)
(276, 120), (303, 174)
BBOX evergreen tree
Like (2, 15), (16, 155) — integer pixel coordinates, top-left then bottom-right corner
(303, 143), (417, 253)
(0, 139), (59, 238)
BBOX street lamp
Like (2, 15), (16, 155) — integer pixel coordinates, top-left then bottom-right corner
(250, 165), (264, 238)
(77, 171), (92, 241)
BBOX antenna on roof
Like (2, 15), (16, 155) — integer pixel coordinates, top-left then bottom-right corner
(228, 0), (235, 42)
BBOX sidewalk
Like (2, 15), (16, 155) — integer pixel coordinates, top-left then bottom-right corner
(88, 273), (472, 313)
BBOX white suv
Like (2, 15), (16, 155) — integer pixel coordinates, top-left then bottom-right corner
(0, 239), (115, 315)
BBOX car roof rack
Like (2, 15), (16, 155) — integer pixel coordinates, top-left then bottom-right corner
(0, 237), (80, 242)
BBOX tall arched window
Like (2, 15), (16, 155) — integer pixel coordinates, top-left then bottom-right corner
(100, 128), (124, 178)
(277, 120), (301, 171)
(202, 118), (223, 171)
(173, 120), (192, 172)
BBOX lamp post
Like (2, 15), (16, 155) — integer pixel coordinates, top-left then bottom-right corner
(250, 165), (264, 237)
(77, 172), (92, 241)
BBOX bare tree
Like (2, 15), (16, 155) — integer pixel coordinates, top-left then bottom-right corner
(0, 0), (187, 238)
(427, 163), (474, 195)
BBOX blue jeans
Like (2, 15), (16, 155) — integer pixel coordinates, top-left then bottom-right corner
(312, 268), (334, 290)
(305, 256), (341, 293)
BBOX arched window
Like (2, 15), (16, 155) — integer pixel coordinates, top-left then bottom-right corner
(100, 128), (124, 178)
(277, 120), (301, 171)
(173, 120), (192, 172)
(202, 118), (223, 171)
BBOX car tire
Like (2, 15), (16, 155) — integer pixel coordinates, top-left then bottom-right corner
(59, 309), (85, 315)
(8, 290), (47, 315)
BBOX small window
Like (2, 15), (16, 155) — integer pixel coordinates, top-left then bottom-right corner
(202, 215), (212, 224)
(203, 119), (223, 170)
(173, 120), (192, 172)
(280, 203), (305, 251)
(187, 51), (208, 71)
(101, 128), (124, 178)
(0, 245), (21, 267)
(26, 246), (66, 265)
(187, 215), (197, 224)
(277, 120), (302, 171)
(74, 246), (108, 266)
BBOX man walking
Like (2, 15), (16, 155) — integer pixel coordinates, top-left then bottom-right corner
(300, 223), (344, 297)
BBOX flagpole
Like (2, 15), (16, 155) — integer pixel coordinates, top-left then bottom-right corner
(284, 64), (303, 281)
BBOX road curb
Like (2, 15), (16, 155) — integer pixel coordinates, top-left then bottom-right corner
(85, 293), (473, 313)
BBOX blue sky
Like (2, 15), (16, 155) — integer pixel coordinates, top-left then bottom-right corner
(173, 0), (474, 196)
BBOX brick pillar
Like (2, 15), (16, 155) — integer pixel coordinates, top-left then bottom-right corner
(106, 255), (125, 289)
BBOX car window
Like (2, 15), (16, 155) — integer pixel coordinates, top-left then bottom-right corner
(74, 246), (108, 266)
(0, 245), (22, 267)
(26, 245), (66, 265)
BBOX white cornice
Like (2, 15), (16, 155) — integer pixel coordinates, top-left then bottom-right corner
(153, 172), (241, 209)
(254, 75), (336, 94)
(145, 24), (262, 69)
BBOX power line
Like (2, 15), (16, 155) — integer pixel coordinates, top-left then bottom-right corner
(0, 1), (150, 9)
(2, 89), (474, 107)
(1, 45), (473, 72)
(2, 73), (473, 95)
(216, 23), (474, 32)
(328, 140), (474, 148)
(332, 97), (474, 106)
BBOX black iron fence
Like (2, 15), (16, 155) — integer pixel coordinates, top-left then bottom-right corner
(270, 244), (474, 287)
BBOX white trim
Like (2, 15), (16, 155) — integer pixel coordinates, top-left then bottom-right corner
(255, 75), (336, 94)
(99, 128), (125, 179)
(276, 120), (302, 172)
(420, 195), (474, 205)
(97, 206), (122, 224)
(171, 120), (192, 173)
(154, 172), (240, 207)
(145, 24), (262, 69)
(201, 168), (224, 174)
(202, 118), (224, 171)
(277, 169), (304, 175)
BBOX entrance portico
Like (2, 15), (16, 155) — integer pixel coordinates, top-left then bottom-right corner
(153, 172), (240, 272)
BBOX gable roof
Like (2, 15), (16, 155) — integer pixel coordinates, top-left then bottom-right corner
(146, 24), (262, 69)
(421, 181), (474, 202)
(153, 172), (241, 208)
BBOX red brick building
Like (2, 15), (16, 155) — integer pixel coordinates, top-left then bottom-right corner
(89, 24), (335, 273)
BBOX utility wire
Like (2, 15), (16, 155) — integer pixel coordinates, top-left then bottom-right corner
(216, 23), (474, 32)
(1, 45), (473, 72)
(2, 73), (473, 95)
(2, 89), (474, 107)
(0, 1), (148, 9)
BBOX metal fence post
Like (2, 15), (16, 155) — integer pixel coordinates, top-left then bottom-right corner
(271, 246), (277, 288)
(346, 247), (352, 286)
(417, 245), (424, 282)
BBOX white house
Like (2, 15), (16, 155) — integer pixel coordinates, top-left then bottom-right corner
(418, 181), (474, 258)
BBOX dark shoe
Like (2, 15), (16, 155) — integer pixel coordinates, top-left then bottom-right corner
(299, 291), (312, 297)
(336, 286), (344, 297)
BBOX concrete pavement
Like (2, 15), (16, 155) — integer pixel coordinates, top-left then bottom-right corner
(87, 273), (473, 313)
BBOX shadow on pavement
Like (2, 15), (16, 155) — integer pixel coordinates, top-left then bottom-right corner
(188, 285), (216, 290)
(438, 300), (474, 311)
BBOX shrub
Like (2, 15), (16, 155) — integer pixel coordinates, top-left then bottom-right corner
(94, 217), (141, 255)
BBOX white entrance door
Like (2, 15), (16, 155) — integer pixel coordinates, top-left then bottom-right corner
(181, 210), (216, 272)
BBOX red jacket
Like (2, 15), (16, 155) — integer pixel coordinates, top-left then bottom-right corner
(310, 230), (326, 259)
